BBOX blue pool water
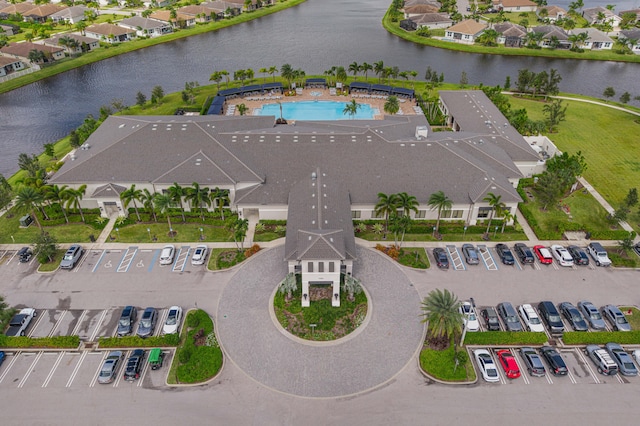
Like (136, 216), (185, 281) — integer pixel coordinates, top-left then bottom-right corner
(254, 101), (378, 121)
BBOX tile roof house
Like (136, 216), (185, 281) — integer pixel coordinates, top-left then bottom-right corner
(0, 2), (36, 18)
(537, 5), (566, 22)
(531, 25), (571, 48)
(119, 16), (173, 37)
(149, 10), (196, 29)
(571, 27), (614, 50)
(49, 5), (90, 24)
(178, 4), (225, 22)
(0, 23), (15, 36)
(619, 29), (640, 54)
(0, 41), (65, 63)
(403, 4), (440, 17)
(444, 19), (487, 44)
(494, 22), (527, 47)
(43, 33), (100, 53)
(408, 12), (453, 29)
(0, 55), (25, 77)
(205, 1), (242, 16)
(22, 3), (66, 23)
(85, 23), (136, 43)
(493, 0), (537, 12)
(619, 8), (640, 21)
(582, 6), (622, 28)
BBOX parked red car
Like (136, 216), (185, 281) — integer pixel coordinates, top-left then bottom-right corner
(533, 245), (553, 264)
(497, 349), (521, 379)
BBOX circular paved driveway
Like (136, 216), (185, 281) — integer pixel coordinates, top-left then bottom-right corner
(216, 245), (425, 398)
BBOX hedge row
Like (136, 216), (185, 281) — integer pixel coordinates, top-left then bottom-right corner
(259, 220), (287, 226)
(0, 335), (80, 349)
(98, 334), (180, 348)
(463, 331), (548, 346)
(562, 331), (640, 345)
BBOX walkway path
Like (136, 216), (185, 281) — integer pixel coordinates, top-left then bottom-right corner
(578, 176), (635, 235)
(96, 215), (118, 244)
(216, 245), (425, 398)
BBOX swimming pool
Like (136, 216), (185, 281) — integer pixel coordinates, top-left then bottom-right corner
(254, 101), (378, 121)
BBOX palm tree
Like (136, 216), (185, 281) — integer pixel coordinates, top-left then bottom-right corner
(15, 186), (44, 230)
(140, 188), (157, 222)
(420, 288), (463, 349)
(185, 182), (211, 221)
(280, 63), (294, 88)
(348, 61), (360, 80)
(120, 184), (143, 221)
(167, 182), (186, 222)
(209, 71), (224, 91)
(335, 66), (347, 85)
(383, 96), (400, 115)
(483, 192), (505, 234)
(268, 65), (278, 82)
(211, 187), (228, 220)
(395, 192), (419, 217)
(227, 217), (249, 250)
(65, 185), (87, 222)
(153, 192), (174, 233)
(259, 67), (268, 83)
(342, 99), (361, 119)
(361, 62), (372, 81)
(428, 190), (452, 233)
(374, 192), (398, 237)
(44, 184), (71, 223)
(220, 70), (230, 87)
(278, 272), (297, 301)
(501, 210), (514, 233)
(373, 60), (384, 83)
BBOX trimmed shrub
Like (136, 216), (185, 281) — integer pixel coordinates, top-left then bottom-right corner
(464, 331), (548, 346)
(562, 331), (640, 345)
(98, 334), (179, 348)
(0, 335), (80, 349)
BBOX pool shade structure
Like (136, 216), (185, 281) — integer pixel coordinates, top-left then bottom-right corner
(370, 84), (392, 94)
(392, 87), (415, 99)
(305, 78), (327, 88)
(349, 82), (370, 92)
(206, 95), (226, 115)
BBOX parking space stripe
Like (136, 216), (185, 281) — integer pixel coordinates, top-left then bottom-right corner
(446, 245), (465, 271)
(66, 351), (88, 387)
(157, 309), (168, 336)
(92, 250), (107, 273)
(575, 350), (600, 384)
(27, 311), (47, 338)
(0, 351), (20, 383)
(18, 352), (43, 388)
(90, 309), (109, 341)
(148, 249), (160, 272)
(48, 310), (67, 337)
(113, 351), (129, 387)
(73, 249), (90, 273)
(117, 247), (138, 273)
(6, 250), (18, 264)
(71, 310), (88, 336)
(90, 352), (108, 387)
(477, 245), (498, 270)
(42, 352), (65, 388)
(172, 247), (191, 272)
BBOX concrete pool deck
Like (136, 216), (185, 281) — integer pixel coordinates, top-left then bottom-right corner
(224, 87), (419, 119)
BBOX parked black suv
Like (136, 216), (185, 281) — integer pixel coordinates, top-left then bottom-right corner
(17, 247), (33, 263)
(480, 307), (501, 331)
(567, 245), (590, 266)
(124, 349), (145, 381)
(432, 248), (449, 269)
(513, 243), (535, 264)
(538, 301), (564, 334)
(495, 244), (515, 265)
(540, 346), (568, 376)
(117, 306), (137, 336)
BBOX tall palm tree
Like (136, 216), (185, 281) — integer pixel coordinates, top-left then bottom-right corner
(428, 190), (452, 232)
(483, 192), (505, 234)
(120, 184), (143, 222)
(211, 187), (228, 220)
(209, 71), (223, 91)
(65, 185), (87, 222)
(44, 184), (71, 224)
(501, 210), (514, 233)
(374, 192), (398, 237)
(395, 192), (419, 217)
(280, 63), (294, 88)
(361, 62), (372, 81)
(342, 99), (361, 119)
(185, 182), (211, 221)
(167, 182), (186, 222)
(15, 186), (44, 230)
(383, 96), (400, 115)
(348, 61), (360, 80)
(153, 192), (174, 233)
(420, 288), (463, 349)
(268, 65), (278, 82)
(373, 60), (384, 83)
(259, 67), (268, 83)
(140, 188), (157, 222)
(227, 217), (249, 250)
(335, 66), (347, 85)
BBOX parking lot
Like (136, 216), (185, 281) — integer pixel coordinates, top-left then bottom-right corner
(0, 249), (39, 272)
(439, 244), (598, 271)
(0, 348), (173, 389)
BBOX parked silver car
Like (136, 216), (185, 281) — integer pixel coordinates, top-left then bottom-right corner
(461, 244), (479, 265)
(577, 300), (606, 330)
(98, 351), (123, 384)
(605, 343), (638, 376)
(602, 305), (631, 331)
(59, 244), (83, 269)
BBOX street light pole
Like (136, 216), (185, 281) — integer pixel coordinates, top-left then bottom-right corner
(115, 227), (119, 240)
(147, 228), (151, 241)
(463, 226), (468, 240)
(494, 225), (498, 239)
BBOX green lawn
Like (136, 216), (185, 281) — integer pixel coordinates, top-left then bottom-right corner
(37, 249), (64, 272)
(0, 216), (102, 244)
(419, 345), (476, 382)
(508, 96), (640, 233)
(397, 247), (430, 269)
(109, 222), (232, 243)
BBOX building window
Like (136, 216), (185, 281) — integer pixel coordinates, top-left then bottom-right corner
(477, 207), (492, 218)
(329, 262), (335, 272)
(442, 210), (463, 219)
(352, 210), (361, 219)
(307, 262), (313, 272)
(416, 210), (427, 218)
(318, 262), (324, 273)
(371, 210), (384, 219)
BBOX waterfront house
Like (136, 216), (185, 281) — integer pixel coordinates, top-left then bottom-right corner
(407, 13), (453, 29)
(571, 27), (613, 50)
(149, 10), (196, 29)
(178, 4), (224, 22)
(119, 16), (173, 38)
(444, 19), (487, 44)
(0, 55), (25, 77)
(43, 33), (100, 53)
(403, 4), (440, 17)
(206, 1), (242, 17)
(494, 22), (527, 47)
(619, 29), (640, 54)
(85, 23), (135, 43)
(582, 6), (622, 28)
(0, 42), (65, 63)
(530, 25), (571, 48)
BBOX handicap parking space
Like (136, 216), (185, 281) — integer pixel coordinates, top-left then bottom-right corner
(87, 249), (125, 274)
(171, 246), (192, 272)
(127, 248), (161, 274)
(446, 245), (465, 271)
(477, 245), (498, 270)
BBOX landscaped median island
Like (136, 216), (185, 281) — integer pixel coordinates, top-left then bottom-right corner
(0, 335), (80, 349)
(207, 244), (261, 270)
(167, 309), (223, 385)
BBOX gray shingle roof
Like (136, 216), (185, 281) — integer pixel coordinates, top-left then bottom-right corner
(91, 183), (126, 197)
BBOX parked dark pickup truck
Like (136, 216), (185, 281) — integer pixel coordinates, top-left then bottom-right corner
(5, 308), (36, 336)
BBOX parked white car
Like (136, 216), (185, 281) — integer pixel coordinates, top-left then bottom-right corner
(191, 245), (208, 266)
(474, 349), (500, 383)
(459, 301), (479, 332)
(518, 304), (545, 332)
(551, 245), (574, 267)
(162, 306), (183, 335)
(159, 245), (175, 265)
